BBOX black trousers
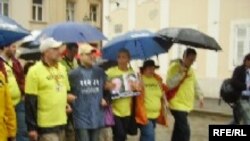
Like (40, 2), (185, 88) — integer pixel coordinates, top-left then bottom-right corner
(170, 110), (190, 141)
(112, 116), (130, 141)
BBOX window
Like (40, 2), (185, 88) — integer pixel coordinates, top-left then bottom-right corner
(0, 0), (9, 16)
(233, 24), (250, 66)
(66, 1), (75, 21)
(90, 4), (98, 22)
(114, 24), (123, 34)
(32, 0), (43, 21)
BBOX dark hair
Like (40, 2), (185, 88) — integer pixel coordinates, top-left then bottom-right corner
(117, 48), (131, 59)
(183, 48), (197, 58)
(243, 53), (250, 65)
(24, 61), (35, 75)
(0, 44), (10, 50)
(66, 43), (78, 50)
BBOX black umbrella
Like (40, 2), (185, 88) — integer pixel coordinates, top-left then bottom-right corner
(157, 28), (222, 51)
(19, 48), (41, 60)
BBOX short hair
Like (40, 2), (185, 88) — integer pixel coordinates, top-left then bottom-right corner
(66, 43), (78, 50)
(0, 44), (10, 50)
(243, 53), (250, 65)
(117, 48), (131, 59)
(24, 61), (35, 75)
(183, 48), (197, 58)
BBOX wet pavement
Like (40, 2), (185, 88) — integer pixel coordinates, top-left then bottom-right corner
(127, 98), (233, 141)
(127, 111), (231, 141)
(101, 98), (233, 141)
(193, 98), (232, 116)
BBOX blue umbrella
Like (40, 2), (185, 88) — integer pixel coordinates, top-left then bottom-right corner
(36, 22), (107, 43)
(102, 30), (171, 61)
(0, 15), (29, 46)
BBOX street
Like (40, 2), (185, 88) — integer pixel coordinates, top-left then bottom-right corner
(126, 112), (231, 141)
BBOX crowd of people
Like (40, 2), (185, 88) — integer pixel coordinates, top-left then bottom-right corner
(1, 37), (206, 141)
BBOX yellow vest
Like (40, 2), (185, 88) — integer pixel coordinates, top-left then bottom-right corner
(166, 61), (196, 112)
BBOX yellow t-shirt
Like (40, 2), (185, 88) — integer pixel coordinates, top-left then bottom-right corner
(25, 61), (70, 128)
(143, 76), (162, 119)
(60, 58), (78, 73)
(5, 60), (21, 106)
(166, 61), (196, 112)
(106, 66), (133, 117)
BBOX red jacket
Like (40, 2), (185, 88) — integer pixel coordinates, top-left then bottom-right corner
(135, 73), (168, 126)
(0, 57), (25, 95)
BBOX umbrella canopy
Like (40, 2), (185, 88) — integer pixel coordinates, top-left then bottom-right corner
(157, 27), (222, 51)
(102, 30), (171, 61)
(35, 22), (107, 43)
(20, 30), (41, 48)
(0, 15), (29, 46)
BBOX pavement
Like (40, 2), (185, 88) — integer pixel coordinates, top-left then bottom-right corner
(126, 98), (233, 141)
(101, 97), (233, 141)
(193, 97), (233, 117)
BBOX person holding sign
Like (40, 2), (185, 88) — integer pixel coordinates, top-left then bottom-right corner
(106, 48), (140, 141)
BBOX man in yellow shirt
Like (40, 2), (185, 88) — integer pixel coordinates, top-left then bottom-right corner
(25, 38), (72, 141)
(60, 43), (78, 141)
(0, 72), (16, 141)
(166, 48), (204, 141)
(60, 43), (78, 73)
(0, 43), (27, 141)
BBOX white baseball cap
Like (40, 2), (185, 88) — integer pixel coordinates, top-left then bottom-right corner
(78, 43), (96, 54)
(39, 38), (63, 52)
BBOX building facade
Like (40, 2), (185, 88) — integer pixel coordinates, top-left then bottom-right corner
(1, 0), (103, 31)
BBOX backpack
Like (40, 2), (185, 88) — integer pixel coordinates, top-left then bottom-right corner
(220, 78), (240, 103)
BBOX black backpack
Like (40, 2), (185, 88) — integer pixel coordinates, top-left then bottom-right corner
(220, 78), (240, 103)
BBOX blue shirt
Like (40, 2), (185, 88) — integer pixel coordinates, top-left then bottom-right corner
(69, 66), (106, 129)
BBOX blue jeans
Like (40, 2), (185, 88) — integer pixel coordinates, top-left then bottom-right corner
(75, 129), (100, 141)
(139, 119), (156, 141)
(16, 101), (29, 141)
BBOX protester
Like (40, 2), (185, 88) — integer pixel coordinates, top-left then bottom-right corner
(166, 48), (204, 141)
(135, 60), (168, 141)
(0, 72), (17, 141)
(60, 43), (79, 141)
(69, 43), (112, 141)
(106, 48), (140, 141)
(60, 43), (78, 73)
(0, 43), (28, 141)
(231, 53), (250, 124)
(25, 38), (72, 141)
